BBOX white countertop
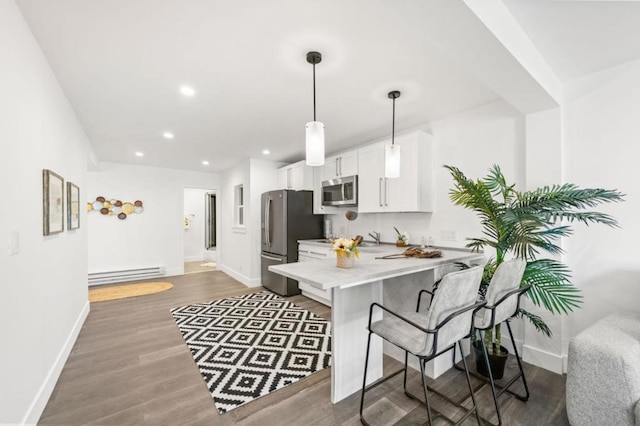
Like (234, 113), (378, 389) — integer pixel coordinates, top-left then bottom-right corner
(271, 247), (484, 290)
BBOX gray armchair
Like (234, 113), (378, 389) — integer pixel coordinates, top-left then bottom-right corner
(566, 311), (640, 425)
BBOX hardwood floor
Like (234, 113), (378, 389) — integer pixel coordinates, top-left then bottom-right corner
(183, 261), (217, 274)
(40, 271), (570, 425)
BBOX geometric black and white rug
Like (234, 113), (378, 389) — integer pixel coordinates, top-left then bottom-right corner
(170, 291), (332, 413)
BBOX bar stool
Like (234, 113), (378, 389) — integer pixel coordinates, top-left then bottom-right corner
(359, 266), (485, 425)
(469, 259), (530, 426)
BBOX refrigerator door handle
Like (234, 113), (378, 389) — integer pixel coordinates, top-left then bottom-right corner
(265, 196), (271, 249)
(261, 253), (284, 262)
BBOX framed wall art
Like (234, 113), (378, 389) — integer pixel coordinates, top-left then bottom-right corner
(67, 182), (80, 230)
(43, 169), (64, 235)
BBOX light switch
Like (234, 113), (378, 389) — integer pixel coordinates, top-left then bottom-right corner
(8, 230), (19, 255)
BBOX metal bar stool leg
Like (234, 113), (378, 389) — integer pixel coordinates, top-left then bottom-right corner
(505, 321), (530, 401)
(360, 331), (373, 425)
(479, 329), (503, 426)
(419, 358), (434, 425)
(459, 340), (483, 425)
(403, 351), (409, 395)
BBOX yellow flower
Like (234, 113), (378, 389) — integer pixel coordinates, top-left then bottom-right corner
(332, 237), (359, 258)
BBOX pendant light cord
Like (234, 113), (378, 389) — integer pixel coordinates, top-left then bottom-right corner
(313, 63), (317, 121)
(391, 95), (396, 146)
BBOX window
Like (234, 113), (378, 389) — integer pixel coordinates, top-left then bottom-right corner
(234, 184), (244, 226)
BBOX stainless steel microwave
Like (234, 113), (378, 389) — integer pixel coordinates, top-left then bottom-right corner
(321, 175), (358, 206)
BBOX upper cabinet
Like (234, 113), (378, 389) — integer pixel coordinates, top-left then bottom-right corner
(357, 131), (433, 213)
(277, 160), (313, 191)
(312, 165), (338, 214)
(323, 150), (358, 180)
(313, 149), (358, 214)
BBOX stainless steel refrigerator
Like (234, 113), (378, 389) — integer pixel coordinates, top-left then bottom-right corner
(261, 189), (323, 296)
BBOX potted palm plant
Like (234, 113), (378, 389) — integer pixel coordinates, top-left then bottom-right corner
(445, 164), (624, 378)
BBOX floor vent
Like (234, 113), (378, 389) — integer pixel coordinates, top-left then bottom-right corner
(88, 266), (166, 286)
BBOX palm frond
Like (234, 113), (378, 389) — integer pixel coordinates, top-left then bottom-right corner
(516, 185), (624, 227)
(445, 165), (501, 223)
(523, 259), (582, 315)
(484, 164), (516, 202)
(517, 309), (553, 337)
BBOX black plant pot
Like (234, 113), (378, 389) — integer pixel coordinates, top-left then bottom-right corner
(473, 341), (509, 380)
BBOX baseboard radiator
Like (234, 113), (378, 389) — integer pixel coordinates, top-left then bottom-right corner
(88, 266), (166, 286)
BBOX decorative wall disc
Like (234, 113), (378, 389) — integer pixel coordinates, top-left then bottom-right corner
(122, 203), (135, 214)
(88, 196), (145, 220)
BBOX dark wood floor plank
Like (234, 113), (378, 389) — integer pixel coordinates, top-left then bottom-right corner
(39, 270), (569, 425)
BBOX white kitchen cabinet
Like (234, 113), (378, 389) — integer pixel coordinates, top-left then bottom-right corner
(357, 142), (386, 213)
(277, 160), (313, 190)
(357, 131), (433, 213)
(297, 242), (332, 306)
(312, 165), (339, 214)
(323, 150), (358, 180)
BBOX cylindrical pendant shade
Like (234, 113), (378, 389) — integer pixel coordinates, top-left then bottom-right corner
(306, 121), (325, 166)
(385, 144), (401, 178)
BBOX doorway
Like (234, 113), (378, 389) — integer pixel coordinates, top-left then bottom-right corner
(183, 188), (218, 272)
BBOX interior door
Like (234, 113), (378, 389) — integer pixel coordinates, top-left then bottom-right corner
(204, 192), (216, 249)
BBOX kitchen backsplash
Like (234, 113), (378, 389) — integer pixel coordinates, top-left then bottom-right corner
(326, 210), (469, 249)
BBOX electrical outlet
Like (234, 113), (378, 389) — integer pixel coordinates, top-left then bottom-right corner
(441, 230), (457, 241)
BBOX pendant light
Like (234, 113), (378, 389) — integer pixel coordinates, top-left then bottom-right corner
(385, 90), (401, 178)
(305, 51), (325, 166)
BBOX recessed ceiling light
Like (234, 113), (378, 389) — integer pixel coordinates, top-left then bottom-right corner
(180, 86), (195, 97)
(202, 160), (209, 166)
(262, 149), (270, 155)
(135, 152), (144, 157)
(163, 132), (174, 139)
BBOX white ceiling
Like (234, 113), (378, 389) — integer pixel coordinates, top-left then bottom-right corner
(16, 0), (640, 172)
(503, 0), (640, 82)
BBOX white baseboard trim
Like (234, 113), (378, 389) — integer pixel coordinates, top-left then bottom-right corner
(218, 265), (261, 288)
(164, 267), (184, 277)
(522, 344), (564, 374)
(23, 301), (90, 425)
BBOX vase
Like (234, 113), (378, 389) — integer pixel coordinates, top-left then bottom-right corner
(396, 241), (407, 247)
(336, 252), (355, 268)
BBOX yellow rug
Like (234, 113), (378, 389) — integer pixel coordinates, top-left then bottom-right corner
(89, 282), (174, 302)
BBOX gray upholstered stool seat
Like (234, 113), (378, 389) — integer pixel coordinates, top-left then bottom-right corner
(566, 311), (640, 426)
(369, 311), (430, 355)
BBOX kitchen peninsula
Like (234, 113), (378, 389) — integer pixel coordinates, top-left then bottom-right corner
(269, 245), (484, 403)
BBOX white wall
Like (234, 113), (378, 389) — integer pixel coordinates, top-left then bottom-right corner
(218, 158), (279, 287)
(522, 107), (566, 372)
(183, 188), (217, 263)
(329, 100), (525, 251)
(0, 1), (91, 422)
(563, 60), (640, 339)
(87, 162), (220, 278)
(219, 160), (252, 284)
(249, 159), (281, 282)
